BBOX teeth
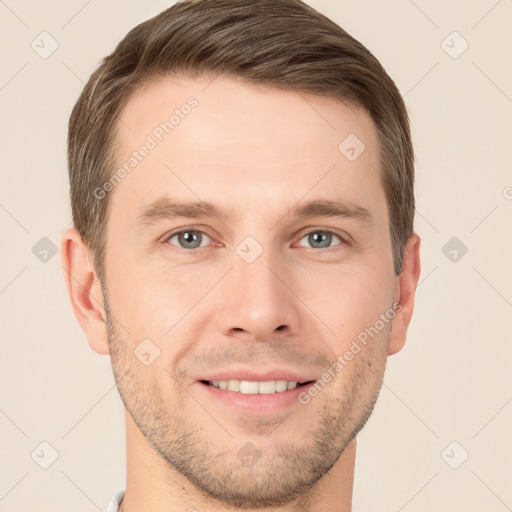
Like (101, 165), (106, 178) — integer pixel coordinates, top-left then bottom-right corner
(208, 379), (301, 394)
(227, 380), (240, 392)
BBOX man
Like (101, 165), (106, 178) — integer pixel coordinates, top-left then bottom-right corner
(60, 0), (421, 510)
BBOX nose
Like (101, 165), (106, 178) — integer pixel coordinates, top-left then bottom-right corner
(214, 247), (303, 341)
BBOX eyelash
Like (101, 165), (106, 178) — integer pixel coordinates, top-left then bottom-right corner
(164, 227), (348, 253)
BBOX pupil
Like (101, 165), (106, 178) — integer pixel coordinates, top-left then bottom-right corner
(181, 231), (200, 248)
(311, 231), (330, 248)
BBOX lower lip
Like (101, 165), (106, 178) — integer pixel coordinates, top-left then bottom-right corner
(197, 381), (316, 413)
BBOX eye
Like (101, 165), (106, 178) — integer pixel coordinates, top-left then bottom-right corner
(166, 229), (212, 250)
(163, 227), (347, 252)
(296, 229), (346, 250)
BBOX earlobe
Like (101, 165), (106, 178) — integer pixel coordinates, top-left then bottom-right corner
(60, 228), (110, 355)
(388, 233), (421, 356)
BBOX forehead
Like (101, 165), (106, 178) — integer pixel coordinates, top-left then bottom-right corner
(118, 74), (378, 158)
(109, 74), (386, 228)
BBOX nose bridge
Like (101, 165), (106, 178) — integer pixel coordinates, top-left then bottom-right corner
(216, 240), (302, 339)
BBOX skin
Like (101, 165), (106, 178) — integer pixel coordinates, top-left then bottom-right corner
(61, 74), (421, 511)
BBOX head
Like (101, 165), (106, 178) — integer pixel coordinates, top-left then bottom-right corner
(61, 0), (420, 508)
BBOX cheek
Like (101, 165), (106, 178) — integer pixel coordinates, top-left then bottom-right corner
(298, 263), (394, 342)
(109, 261), (210, 355)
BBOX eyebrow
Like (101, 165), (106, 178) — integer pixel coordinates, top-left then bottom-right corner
(135, 196), (372, 228)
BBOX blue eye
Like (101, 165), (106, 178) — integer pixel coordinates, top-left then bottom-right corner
(166, 229), (212, 249)
(164, 228), (346, 252)
(297, 230), (345, 249)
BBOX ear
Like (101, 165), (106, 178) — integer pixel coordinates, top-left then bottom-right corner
(60, 228), (110, 355)
(388, 233), (421, 356)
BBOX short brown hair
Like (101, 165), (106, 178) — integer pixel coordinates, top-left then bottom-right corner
(68, 0), (415, 279)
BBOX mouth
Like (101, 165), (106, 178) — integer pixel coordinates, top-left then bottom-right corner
(199, 379), (316, 394)
(197, 378), (317, 414)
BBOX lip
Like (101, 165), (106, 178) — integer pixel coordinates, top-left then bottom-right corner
(197, 368), (317, 384)
(196, 380), (316, 414)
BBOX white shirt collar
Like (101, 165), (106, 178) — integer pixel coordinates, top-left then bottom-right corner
(105, 488), (125, 512)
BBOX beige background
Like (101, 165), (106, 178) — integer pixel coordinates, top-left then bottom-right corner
(1, 0), (511, 510)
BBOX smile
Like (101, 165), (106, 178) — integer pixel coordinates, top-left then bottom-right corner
(202, 379), (313, 394)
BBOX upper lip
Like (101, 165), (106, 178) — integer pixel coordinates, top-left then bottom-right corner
(198, 368), (317, 383)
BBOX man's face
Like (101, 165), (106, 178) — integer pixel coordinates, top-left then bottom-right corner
(102, 75), (397, 507)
